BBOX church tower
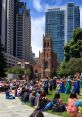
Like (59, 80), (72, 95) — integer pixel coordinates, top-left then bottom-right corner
(41, 35), (57, 77)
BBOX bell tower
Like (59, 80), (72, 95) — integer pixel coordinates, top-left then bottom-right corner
(41, 35), (52, 77)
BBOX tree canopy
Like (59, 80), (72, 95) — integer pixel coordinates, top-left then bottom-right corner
(8, 66), (31, 78)
(64, 28), (82, 62)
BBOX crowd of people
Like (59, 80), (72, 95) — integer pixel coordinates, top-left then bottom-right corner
(1, 76), (82, 117)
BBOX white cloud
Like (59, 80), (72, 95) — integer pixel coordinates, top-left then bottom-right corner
(31, 16), (45, 57)
(33, 0), (43, 12)
(80, 6), (82, 27)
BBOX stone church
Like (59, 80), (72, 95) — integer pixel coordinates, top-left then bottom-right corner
(33, 35), (58, 78)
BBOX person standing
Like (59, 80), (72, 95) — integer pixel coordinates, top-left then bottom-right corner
(43, 77), (49, 94)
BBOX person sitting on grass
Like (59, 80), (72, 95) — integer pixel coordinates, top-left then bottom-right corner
(75, 96), (82, 117)
(43, 92), (66, 112)
(52, 92), (66, 112)
(5, 88), (15, 99)
(66, 93), (78, 117)
(29, 91), (36, 106)
(36, 90), (49, 110)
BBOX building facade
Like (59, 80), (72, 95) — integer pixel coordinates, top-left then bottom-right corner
(65, 3), (80, 43)
(0, 0), (33, 67)
(1, 0), (7, 50)
(45, 8), (65, 62)
(33, 35), (58, 78)
(6, 0), (15, 55)
(0, 0), (2, 40)
(45, 3), (80, 62)
(16, 2), (31, 61)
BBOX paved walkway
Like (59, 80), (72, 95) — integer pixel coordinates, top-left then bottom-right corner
(0, 93), (61, 117)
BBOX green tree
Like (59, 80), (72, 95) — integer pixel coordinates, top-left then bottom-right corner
(57, 61), (68, 77)
(66, 58), (82, 75)
(0, 38), (6, 78)
(8, 66), (24, 75)
(8, 66), (31, 78)
(24, 68), (31, 79)
(64, 28), (82, 62)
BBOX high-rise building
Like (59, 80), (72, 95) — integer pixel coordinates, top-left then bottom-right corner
(16, 2), (31, 61)
(0, 0), (32, 67)
(0, 0), (2, 41)
(45, 8), (65, 61)
(1, 0), (7, 51)
(65, 3), (80, 43)
(1, 0), (17, 55)
(45, 3), (80, 61)
(6, 0), (15, 55)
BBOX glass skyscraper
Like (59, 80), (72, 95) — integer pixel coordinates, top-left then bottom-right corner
(65, 3), (80, 43)
(45, 3), (80, 62)
(45, 8), (65, 62)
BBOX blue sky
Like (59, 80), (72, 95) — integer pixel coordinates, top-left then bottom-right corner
(21, 0), (82, 57)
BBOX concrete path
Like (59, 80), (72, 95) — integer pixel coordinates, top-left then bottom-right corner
(0, 93), (61, 117)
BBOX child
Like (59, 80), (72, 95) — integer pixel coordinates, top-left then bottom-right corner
(67, 93), (78, 117)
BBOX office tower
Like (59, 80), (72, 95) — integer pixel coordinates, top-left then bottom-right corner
(45, 3), (80, 61)
(1, 0), (18, 54)
(0, 0), (22, 67)
(6, 0), (15, 55)
(16, 2), (31, 61)
(1, 0), (7, 50)
(45, 8), (65, 61)
(0, 0), (2, 40)
(65, 3), (80, 43)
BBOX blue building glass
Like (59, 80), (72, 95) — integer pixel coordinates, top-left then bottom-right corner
(66, 3), (80, 43)
(19, 8), (23, 14)
(45, 3), (80, 62)
(45, 8), (64, 62)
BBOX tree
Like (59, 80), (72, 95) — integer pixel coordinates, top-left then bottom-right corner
(57, 61), (68, 77)
(0, 38), (6, 78)
(24, 68), (31, 79)
(57, 58), (82, 77)
(8, 66), (31, 79)
(64, 28), (82, 62)
(8, 66), (24, 75)
(66, 58), (82, 75)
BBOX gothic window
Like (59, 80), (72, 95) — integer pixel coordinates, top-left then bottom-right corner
(35, 69), (37, 73)
(44, 42), (46, 48)
(47, 42), (49, 47)
(44, 61), (48, 69)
